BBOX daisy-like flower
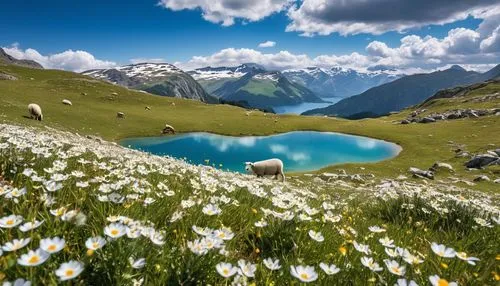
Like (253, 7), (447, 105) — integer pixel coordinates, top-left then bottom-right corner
(202, 204), (221, 216)
(85, 236), (106, 250)
(187, 239), (208, 256)
(2, 238), (31, 252)
(353, 241), (371, 255)
(403, 252), (424, 265)
(429, 275), (457, 286)
(150, 231), (166, 245)
(290, 265), (318, 283)
(40, 237), (65, 254)
(308, 230), (324, 242)
(17, 249), (50, 266)
(384, 259), (406, 276)
(263, 258), (281, 270)
(254, 219), (268, 227)
(360, 257), (383, 272)
(238, 259), (257, 278)
(2, 278), (31, 286)
(129, 257), (146, 269)
(431, 243), (456, 258)
(213, 227), (235, 241)
(0, 214), (23, 228)
(379, 236), (395, 248)
(55, 261), (84, 281)
(215, 262), (238, 278)
(456, 252), (480, 265)
(19, 220), (44, 232)
(396, 278), (418, 286)
(44, 180), (63, 192)
(368, 226), (386, 233)
(104, 223), (127, 239)
(192, 225), (213, 236)
(319, 263), (340, 275)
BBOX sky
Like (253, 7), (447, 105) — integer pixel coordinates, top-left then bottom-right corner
(1, 0), (499, 73)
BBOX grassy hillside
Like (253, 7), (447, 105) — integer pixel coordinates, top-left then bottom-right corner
(0, 64), (499, 191)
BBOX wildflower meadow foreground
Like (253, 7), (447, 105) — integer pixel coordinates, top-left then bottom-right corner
(0, 123), (498, 285)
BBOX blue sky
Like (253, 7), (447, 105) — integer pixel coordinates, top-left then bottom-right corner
(1, 1), (498, 72)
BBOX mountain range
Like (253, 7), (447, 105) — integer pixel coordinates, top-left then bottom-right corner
(303, 64), (500, 118)
(281, 67), (401, 98)
(0, 48), (43, 69)
(82, 63), (218, 103)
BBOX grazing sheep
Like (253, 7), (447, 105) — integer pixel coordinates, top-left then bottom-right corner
(28, 103), (43, 121)
(145, 106), (151, 110)
(245, 158), (285, 182)
(111, 92), (118, 96)
(117, 112), (125, 119)
(162, 124), (175, 134)
(62, 99), (72, 106)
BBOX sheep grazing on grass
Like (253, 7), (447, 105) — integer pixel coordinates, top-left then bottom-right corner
(117, 112), (125, 119)
(28, 103), (43, 121)
(245, 158), (285, 182)
(162, 124), (175, 134)
(62, 99), (72, 106)
(145, 106), (151, 111)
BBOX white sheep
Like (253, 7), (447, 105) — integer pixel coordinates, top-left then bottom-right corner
(28, 103), (43, 121)
(62, 99), (72, 106)
(245, 158), (285, 182)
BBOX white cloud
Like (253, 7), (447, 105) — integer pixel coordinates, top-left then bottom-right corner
(158, 0), (292, 26)
(130, 58), (166, 64)
(286, 0), (499, 36)
(2, 44), (117, 72)
(258, 41), (276, 48)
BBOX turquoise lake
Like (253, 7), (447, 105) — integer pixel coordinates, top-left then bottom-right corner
(121, 131), (401, 173)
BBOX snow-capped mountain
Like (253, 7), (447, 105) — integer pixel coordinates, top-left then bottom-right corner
(83, 63), (218, 103)
(282, 67), (402, 98)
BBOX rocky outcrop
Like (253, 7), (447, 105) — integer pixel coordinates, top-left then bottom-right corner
(0, 72), (17, 80)
(409, 167), (434, 179)
(401, 108), (498, 124)
(0, 48), (43, 69)
(465, 153), (500, 169)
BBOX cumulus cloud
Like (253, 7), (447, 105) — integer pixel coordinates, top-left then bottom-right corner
(258, 41), (276, 48)
(286, 0), (499, 36)
(2, 44), (117, 72)
(158, 0), (292, 26)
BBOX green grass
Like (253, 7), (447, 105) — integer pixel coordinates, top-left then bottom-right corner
(0, 64), (499, 192)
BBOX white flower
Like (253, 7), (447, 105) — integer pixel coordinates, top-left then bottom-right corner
(379, 236), (395, 248)
(129, 257), (146, 269)
(202, 204), (221, 216)
(192, 225), (213, 236)
(360, 257), (383, 272)
(150, 231), (166, 245)
(353, 241), (371, 255)
(263, 258), (281, 270)
(213, 227), (234, 241)
(2, 238), (31, 252)
(44, 180), (63, 192)
(55, 261), (84, 281)
(395, 278), (418, 286)
(2, 278), (31, 286)
(308, 230), (324, 242)
(215, 262), (238, 278)
(385, 247), (399, 257)
(17, 249), (50, 266)
(456, 252), (480, 265)
(431, 242), (456, 258)
(0, 214), (23, 228)
(40, 237), (65, 254)
(104, 223), (127, 238)
(290, 265), (318, 283)
(238, 259), (257, 278)
(429, 275), (457, 286)
(254, 220), (268, 227)
(85, 236), (106, 250)
(384, 259), (406, 276)
(319, 263), (340, 275)
(19, 220), (44, 232)
(187, 239), (208, 256)
(402, 252), (424, 265)
(368, 226), (386, 233)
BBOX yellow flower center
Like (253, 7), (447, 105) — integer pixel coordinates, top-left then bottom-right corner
(92, 242), (99, 249)
(223, 269), (229, 275)
(437, 279), (449, 286)
(65, 269), (74, 277)
(300, 273), (310, 280)
(28, 255), (40, 264)
(111, 229), (119, 236)
(391, 267), (400, 274)
(6, 219), (14, 225)
(48, 244), (57, 251)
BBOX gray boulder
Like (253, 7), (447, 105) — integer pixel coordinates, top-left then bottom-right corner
(409, 167), (434, 179)
(419, 117), (436, 124)
(430, 162), (454, 172)
(473, 175), (490, 182)
(465, 154), (499, 169)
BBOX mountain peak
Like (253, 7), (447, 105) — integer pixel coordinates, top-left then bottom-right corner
(448, 65), (466, 72)
(0, 48), (44, 69)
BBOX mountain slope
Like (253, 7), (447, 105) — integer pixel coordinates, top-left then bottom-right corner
(303, 65), (500, 118)
(0, 48), (43, 69)
(83, 63), (218, 103)
(282, 67), (401, 98)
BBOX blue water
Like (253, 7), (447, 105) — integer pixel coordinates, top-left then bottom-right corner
(273, 98), (341, 115)
(121, 131), (400, 173)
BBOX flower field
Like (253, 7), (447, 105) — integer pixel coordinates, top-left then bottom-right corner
(0, 123), (499, 285)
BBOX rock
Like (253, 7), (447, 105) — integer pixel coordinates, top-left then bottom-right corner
(312, 177), (325, 184)
(396, 175), (408, 180)
(162, 124), (175, 134)
(145, 106), (151, 110)
(81, 92), (87, 96)
(430, 162), (454, 172)
(0, 72), (17, 80)
(494, 179), (500, 184)
(446, 112), (461, 120)
(473, 175), (490, 182)
(62, 99), (72, 106)
(410, 111), (418, 117)
(432, 114), (446, 120)
(111, 92), (118, 96)
(85, 135), (103, 143)
(490, 149), (500, 157)
(349, 174), (364, 183)
(419, 117), (436, 124)
(409, 167), (434, 179)
(400, 119), (410, 124)
(456, 152), (470, 158)
(171, 102), (176, 106)
(116, 112), (125, 119)
(465, 154), (499, 169)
